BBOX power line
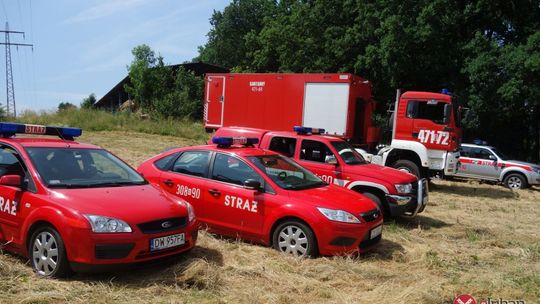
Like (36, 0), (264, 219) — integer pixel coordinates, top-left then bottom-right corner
(0, 22), (33, 117)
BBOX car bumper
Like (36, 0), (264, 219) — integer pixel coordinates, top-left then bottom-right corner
(66, 220), (198, 269)
(385, 179), (428, 217)
(315, 213), (383, 256)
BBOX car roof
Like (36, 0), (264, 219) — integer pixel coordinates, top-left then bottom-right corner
(401, 91), (453, 101)
(266, 130), (343, 141)
(1, 137), (101, 149)
(461, 143), (495, 149)
(183, 144), (281, 157)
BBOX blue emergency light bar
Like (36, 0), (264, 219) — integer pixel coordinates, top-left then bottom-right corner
(293, 126), (325, 135)
(212, 136), (259, 147)
(0, 122), (82, 140)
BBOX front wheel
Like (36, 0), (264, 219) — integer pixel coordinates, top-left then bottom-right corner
(392, 160), (421, 178)
(503, 173), (528, 189)
(273, 220), (317, 257)
(29, 226), (72, 278)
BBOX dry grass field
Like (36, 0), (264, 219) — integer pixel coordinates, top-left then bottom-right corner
(1, 130), (538, 304)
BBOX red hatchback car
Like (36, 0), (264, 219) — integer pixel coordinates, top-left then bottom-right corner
(0, 123), (197, 277)
(138, 137), (383, 257)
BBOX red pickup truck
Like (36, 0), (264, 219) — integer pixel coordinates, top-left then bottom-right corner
(212, 126), (428, 217)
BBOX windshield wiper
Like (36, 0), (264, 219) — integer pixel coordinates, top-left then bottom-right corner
(285, 181), (327, 190)
(84, 181), (147, 188)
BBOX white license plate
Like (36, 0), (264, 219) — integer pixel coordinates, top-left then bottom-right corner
(150, 233), (185, 251)
(370, 225), (383, 239)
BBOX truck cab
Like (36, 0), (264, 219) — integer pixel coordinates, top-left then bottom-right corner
(373, 90), (462, 178)
(212, 126), (428, 217)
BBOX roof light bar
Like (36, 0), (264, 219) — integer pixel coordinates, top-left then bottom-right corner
(212, 136), (259, 147)
(293, 126), (325, 135)
(0, 122), (82, 140)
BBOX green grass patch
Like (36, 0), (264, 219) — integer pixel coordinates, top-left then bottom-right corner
(10, 109), (210, 141)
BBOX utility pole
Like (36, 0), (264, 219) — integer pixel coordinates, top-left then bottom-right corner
(0, 22), (33, 117)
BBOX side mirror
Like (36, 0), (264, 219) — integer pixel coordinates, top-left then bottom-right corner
(325, 155), (338, 165)
(443, 104), (451, 124)
(244, 179), (261, 191)
(0, 175), (22, 187)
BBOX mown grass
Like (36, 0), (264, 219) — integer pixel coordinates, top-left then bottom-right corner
(9, 109), (209, 141)
(1, 127), (539, 303)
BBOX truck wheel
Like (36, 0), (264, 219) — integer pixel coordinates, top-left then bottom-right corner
(361, 192), (387, 216)
(273, 220), (317, 258)
(503, 173), (528, 189)
(29, 225), (72, 278)
(392, 160), (421, 178)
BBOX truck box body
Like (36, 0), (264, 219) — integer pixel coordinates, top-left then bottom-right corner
(204, 73), (379, 145)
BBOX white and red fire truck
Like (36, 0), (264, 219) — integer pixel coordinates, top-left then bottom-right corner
(203, 73), (463, 179)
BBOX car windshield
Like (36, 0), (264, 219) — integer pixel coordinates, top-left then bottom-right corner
(248, 155), (326, 190)
(490, 147), (509, 161)
(330, 141), (367, 165)
(25, 147), (146, 188)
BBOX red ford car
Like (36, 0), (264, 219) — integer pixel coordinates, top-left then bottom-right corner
(138, 137), (383, 257)
(0, 123), (197, 277)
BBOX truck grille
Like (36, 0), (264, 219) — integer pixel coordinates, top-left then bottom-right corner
(360, 209), (381, 222)
(137, 217), (188, 234)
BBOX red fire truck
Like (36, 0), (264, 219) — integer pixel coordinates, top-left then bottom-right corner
(203, 73), (462, 179)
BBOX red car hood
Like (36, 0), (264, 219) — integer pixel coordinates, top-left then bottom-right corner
(287, 184), (378, 214)
(47, 184), (188, 224)
(347, 163), (417, 184)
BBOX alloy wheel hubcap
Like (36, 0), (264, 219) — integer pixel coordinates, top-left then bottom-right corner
(32, 232), (59, 276)
(397, 167), (412, 173)
(508, 177), (522, 189)
(277, 225), (308, 257)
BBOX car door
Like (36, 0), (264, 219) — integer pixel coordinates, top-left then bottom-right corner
(158, 151), (210, 222)
(458, 147), (500, 180)
(204, 152), (268, 241)
(0, 145), (35, 245)
(296, 139), (339, 185)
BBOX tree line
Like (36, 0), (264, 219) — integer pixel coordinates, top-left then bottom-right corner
(195, 0), (540, 162)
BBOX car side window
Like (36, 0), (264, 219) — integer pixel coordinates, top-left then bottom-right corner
(459, 146), (472, 157)
(0, 145), (36, 192)
(268, 137), (297, 157)
(0, 146), (24, 177)
(171, 151), (210, 177)
(300, 140), (335, 163)
(472, 148), (494, 160)
(211, 153), (264, 186)
(406, 100), (446, 124)
(155, 153), (179, 171)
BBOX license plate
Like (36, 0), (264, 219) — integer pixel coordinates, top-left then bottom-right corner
(370, 225), (383, 239)
(150, 233), (185, 251)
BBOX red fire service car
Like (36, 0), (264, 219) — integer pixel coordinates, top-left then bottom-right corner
(212, 126), (428, 218)
(0, 123), (197, 277)
(137, 137), (383, 257)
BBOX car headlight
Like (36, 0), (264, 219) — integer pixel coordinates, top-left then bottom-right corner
(84, 215), (132, 233)
(186, 202), (196, 223)
(395, 183), (413, 194)
(317, 207), (361, 223)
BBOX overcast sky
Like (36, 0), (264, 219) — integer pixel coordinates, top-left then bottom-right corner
(0, 0), (229, 113)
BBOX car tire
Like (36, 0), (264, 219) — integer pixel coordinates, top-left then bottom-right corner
(392, 160), (421, 178)
(361, 192), (388, 217)
(272, 220), (317, 258)
(28, 225), (72, 278)
(503, 173), (528, 190)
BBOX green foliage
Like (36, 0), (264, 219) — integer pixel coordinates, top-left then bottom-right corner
(125, 45), (205, 120)
(15, 109), (209, 141)
(81, 93), (97, 109)
(57, 102), (77, 112)
(0, 103), (6, 119)
(198, 0), (540, 161)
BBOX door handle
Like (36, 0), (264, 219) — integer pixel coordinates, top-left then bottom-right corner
(208, 189), (221, 196)
(163, 179), (174, 187)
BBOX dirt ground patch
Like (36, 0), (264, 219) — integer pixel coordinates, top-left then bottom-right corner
(1, 131), (538, 304)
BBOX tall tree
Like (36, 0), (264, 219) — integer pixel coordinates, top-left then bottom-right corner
(81, 93), (97, 109)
